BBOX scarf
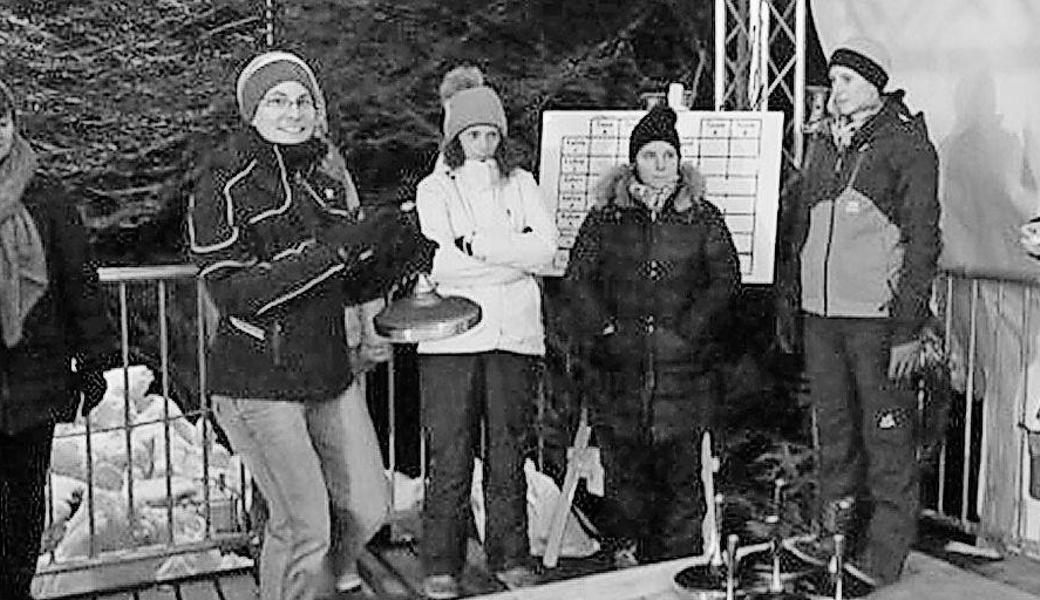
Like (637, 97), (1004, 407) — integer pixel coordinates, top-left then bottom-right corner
(628, 176), (679, 217)
(830, 101), (883, 151)
(0, 133), (47, 347)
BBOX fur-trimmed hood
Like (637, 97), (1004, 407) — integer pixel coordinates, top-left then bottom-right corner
(592, 163), (706, 213)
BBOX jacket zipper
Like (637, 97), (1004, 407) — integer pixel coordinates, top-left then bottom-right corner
(642, 207), (656, 441)
(821, 154), (845, 316)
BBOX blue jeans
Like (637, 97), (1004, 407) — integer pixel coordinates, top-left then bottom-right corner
(213, 381), (388, 600)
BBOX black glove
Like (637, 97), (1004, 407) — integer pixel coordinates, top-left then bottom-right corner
(78, 370), (107, 416)
(342, 207), (439, 304)
(317, 215), (386, 265)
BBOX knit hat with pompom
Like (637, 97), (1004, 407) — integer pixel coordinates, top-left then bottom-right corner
(442, 85), (508, 144)
(439, 65), (485, 106)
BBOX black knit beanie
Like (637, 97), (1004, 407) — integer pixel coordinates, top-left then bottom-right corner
(629, 105), (681, 164)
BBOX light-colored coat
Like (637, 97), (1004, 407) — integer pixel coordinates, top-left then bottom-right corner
(415, 161), (557, 355)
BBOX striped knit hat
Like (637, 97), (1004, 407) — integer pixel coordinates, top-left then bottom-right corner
(829, 37), (891, 92)
(236, 51), (323, 126)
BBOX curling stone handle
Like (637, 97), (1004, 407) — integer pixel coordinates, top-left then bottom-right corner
(700, 430), (723, 566)
(726, 534), (739, 600)
(833, 533), (845, 600)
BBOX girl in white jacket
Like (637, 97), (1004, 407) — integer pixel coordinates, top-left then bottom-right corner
(415, 83), (557, 599)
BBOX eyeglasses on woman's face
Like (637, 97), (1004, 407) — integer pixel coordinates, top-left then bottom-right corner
(251, 81), (318, 145)
(261, 94), (316, 113)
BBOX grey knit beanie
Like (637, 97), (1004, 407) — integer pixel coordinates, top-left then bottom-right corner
(442, 85), (508, 144)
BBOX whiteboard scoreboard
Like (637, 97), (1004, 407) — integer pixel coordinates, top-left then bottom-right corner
(538, 110), (784, 284)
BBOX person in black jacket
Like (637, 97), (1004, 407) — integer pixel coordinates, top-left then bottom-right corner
(0, 78), (114, 600)
(564, 106), (740, 566)
(776, 38), (941, 588)
(187, 51), (434, 600)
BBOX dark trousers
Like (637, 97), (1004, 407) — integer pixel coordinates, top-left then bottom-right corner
(804, 315), (919, 585)
(597, 430), (703, 562)
(1, 422), (55, 600)
(420, 352), (534, 575)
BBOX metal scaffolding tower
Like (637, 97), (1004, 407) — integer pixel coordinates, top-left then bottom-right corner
(714, 0), (808, 169)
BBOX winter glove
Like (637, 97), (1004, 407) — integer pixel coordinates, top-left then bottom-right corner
(316, 215), (386, 267)
(78, 370), (107, 416)
(341, 205), (439, 304)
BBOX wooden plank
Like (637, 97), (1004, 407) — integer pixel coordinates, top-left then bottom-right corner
(205, 572), (260, 600)
(357, 548), (415, 599)
(169, 579), (219, 600)
(543, 416), (592, 568)
(372, 540), (506, 598)
(470, 555), (707, 600)
(373, 545), (426, 597)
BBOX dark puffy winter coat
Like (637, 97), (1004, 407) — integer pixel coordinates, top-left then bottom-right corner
(564, 164), (741, 437)
(777, 91), (940, 346)
(0, 176), (115, 434)
(188, 130), (433, 401)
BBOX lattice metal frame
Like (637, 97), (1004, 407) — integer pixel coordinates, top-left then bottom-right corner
(714, 0), (807, 169)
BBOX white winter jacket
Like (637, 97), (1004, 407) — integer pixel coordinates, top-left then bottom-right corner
(415, 160), (557, 355)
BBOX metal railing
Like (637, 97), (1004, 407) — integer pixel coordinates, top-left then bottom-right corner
(32, 264), (432, 596)
(36, 261), (1040, 595)
(921, 268), (1040, 556)
(33, 265), (254, 599)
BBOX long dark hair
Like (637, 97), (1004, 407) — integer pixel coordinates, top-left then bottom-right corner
(441, 133), (520, 177)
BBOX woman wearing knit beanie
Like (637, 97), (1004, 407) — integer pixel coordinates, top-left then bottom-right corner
(414, 83), (557, 599)
(0, 79), (116, 600)
(775, 36), (941, 590)
(563, 105), (740, 567)
(187, 51), (435, 600)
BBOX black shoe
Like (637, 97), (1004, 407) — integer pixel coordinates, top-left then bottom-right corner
(612, 544), (640, 569)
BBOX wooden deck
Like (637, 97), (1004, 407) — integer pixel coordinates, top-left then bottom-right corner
(61, 547), (1040, 600)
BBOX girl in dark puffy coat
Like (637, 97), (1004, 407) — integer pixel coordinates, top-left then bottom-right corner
(0, 78), (115, 600)
(564, 105), (740, 565)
